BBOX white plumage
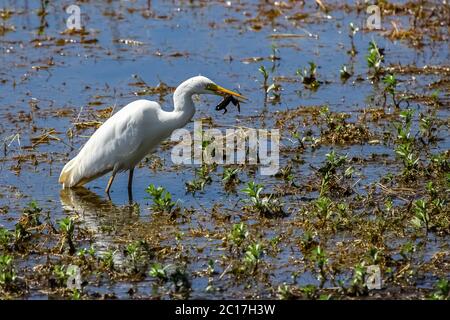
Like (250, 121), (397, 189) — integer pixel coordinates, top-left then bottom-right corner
(59, 76), (245, 197)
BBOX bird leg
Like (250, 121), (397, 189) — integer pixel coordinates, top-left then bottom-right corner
(105, 172), (116, 196)
(128, 168), (134, 203)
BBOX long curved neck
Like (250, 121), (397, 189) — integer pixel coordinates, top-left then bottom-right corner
(168, 83), (196, 129)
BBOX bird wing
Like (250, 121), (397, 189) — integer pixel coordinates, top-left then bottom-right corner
(59, 100), (160, 187)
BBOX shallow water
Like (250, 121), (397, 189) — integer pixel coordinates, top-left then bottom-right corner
(0, 1), (449, 299)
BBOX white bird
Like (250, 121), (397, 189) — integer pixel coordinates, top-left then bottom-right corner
(59, 76), (245, 199)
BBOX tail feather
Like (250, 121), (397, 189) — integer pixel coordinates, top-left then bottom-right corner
(59, 156), (112, 188)
(59, 157), (80, 188)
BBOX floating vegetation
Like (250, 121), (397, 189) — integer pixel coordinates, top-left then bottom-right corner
(0, 0), (448, 301)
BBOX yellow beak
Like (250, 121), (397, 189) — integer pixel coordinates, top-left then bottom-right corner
(210, 84), (247, 101)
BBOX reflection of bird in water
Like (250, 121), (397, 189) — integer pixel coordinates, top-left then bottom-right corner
(59, 187), (139, 267)
(59, 76), (246, 200)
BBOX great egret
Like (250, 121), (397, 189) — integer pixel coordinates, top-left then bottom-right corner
(59, 76), (245, 198)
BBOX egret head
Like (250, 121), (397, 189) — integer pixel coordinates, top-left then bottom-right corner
(181, 76), (246, 101)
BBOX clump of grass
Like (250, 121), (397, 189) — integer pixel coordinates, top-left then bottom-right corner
(300, 284), (320, 299)
(297, 62), (321, 90)
(299, 230), (317, 252)
(146, 184), (177, 214)
(314, 196), (333, 223)
(23, 200), (42, 226)
(242, 181), (285, 217)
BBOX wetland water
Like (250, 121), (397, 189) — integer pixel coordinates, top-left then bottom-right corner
(0, 1), (449, 299)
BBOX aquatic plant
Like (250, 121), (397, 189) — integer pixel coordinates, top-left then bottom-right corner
(186, 164), (213, 194)
(244, 242), (263, 272)
(0, 228), (11, 249)
(242, 181), (284, 217)
(149, 263), (169, 281)
(310, 245), (328, 287)
(394, 109), (420, 177)
(340, 65), (352, 81)
(348, 22), (359, 56)
(124, 241), (148, 274)
(0, 255), (16, 289)
(411, 199), (430, 233)
(430, 278), (449, 300)
(228, 222), (248, 248)
(259, 65), (269, 93)
(297, 62), (320, 90)
(222, 167), (240, 191)
(366, 40), (384, 79)
(58, 217), (75, 254)
(383, 73), (401, 108)
(101, 250), (116, 271)
(348, 264), (368, 296)
(146, 184), (176, 213)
